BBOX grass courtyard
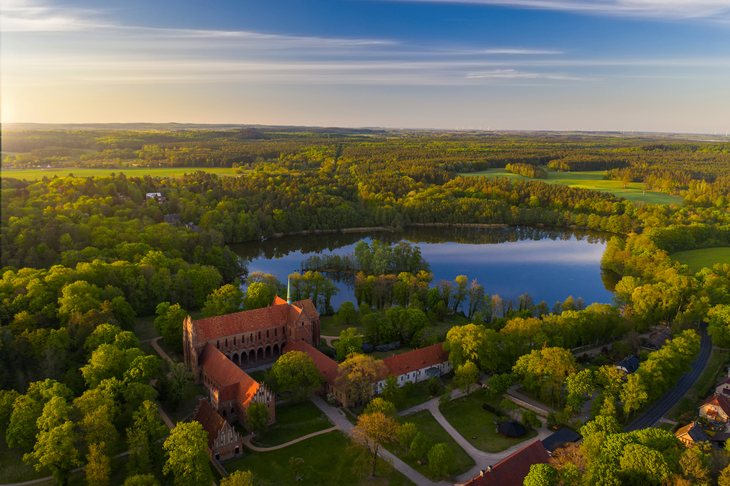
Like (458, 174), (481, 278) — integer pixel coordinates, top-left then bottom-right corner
(461, 169), (683, 206)
(226, 430), (412, 486)
(388, 409), (475, 480)
(440, 392), (538, 453)
(671, 247), (730, 274)
(242, 400), (334, 447)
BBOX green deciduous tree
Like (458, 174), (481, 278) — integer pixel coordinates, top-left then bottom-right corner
(380, 375), (405, 407)
(428, 443), (455, 477)
(444, 324), (500, 372)
(23, 420), (80, 486)
(246, 402), (271, 436)
(244, 282), (272, 310)
(154, 302), (187, 354)
(127, 400), (169, 476)
(336, 354), (387, 405)
(85, 442), (111, 486)
(454, 360), (480, 395)
(565, 369), (594, 412)
(221, 470), (254, 486)
(524, 464), (560, 486)
(363, 398), (397, 418)
(123, 474), (160, 486)
(620, 373), (648, 417)
(271, 351), (322, 401)
(409, 432), (432, 462)
(202, 284), (245, 317)
(162, 421), (212, 486)
(398, 422), (418, 452)
(512, 347), (578, 405)
(337, 301), (357, 325)
(336, 327), (363, 362)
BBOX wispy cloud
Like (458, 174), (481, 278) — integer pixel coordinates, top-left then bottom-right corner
(466, 69), (588, 80)
(391, 0), (730, 21)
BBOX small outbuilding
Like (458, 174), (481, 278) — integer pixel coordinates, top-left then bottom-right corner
(498, 420), (527, 438)
(674, 422), (710, 446)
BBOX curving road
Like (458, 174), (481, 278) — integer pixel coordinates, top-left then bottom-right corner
(626, 325), (711, 432)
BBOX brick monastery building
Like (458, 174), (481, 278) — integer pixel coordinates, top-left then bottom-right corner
(183, 293), (321, 426)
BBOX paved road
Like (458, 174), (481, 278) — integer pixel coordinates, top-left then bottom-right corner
(626, 325), (711, 432)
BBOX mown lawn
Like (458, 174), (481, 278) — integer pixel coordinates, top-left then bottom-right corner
(246, 400), (333, 447)
(226, 430), (412, 486)
(461, 169), (682, 205)
(0, 433), (46, 484)
(390, 409), (475, 479)
(2, 167), (242, 180)
(440, 392), (538, 453)
(671, 247), (730, 274)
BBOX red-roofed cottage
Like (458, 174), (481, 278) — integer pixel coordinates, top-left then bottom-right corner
(457, 440), (549, 486)
(193, 398), (243, 461)
(700, 394), (730, 423)
(374, 343), (451, 394)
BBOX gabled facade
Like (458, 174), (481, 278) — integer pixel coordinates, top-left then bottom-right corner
(193, 398), (243, 462)
(700, 394), (730, 423)
(675, 421), (710, 446)
(716, 377), (730, 397)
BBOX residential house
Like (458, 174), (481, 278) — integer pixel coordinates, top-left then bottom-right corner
(193, 398), (243, 461)
(700, 394), (730, 423)
(642, 328), (670, 351)
(456, 440), (549, 486)
(715, 377), (730, 397)
(675, 422), (710, 446)
(616, 355), (640, 374)
(541, 427), (582, 453)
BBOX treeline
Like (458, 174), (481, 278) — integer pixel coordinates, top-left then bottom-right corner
(301, 240), (430, 277)
(505, 162), (547, 179)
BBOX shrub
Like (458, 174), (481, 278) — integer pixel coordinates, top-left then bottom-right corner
(482, 403), (502, 415)
(374, 341), (401, 353)
(361, 342), (375, 353)
(427, 377), (441, 396)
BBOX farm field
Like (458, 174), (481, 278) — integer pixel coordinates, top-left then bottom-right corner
(671, 247), (730, 273)
(1, 167), (242, 180)
(461, 169), (682, 205)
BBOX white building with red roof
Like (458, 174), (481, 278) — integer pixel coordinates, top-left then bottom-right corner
(374, 342), (451, 394)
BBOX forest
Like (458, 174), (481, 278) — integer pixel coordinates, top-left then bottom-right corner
(2, 128), (730, 486)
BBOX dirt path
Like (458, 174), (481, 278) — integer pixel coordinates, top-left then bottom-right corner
(242, 425), (341, 451)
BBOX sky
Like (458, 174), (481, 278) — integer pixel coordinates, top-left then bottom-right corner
(2, 0), (730, 132)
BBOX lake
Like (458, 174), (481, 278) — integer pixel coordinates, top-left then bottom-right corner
(230, 226), (617, 311)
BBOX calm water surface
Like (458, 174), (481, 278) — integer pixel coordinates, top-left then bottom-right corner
(230, 226), (616, 311)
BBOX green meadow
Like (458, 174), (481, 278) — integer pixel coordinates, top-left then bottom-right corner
(461, 169), (683, 205)
(671, 247), (730, 273)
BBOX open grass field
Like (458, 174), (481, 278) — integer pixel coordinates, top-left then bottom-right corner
(226, 430), (412, 486)
(440, 391), (538, 453)
(671, 247), (730, 274)
(246, 400), (334, 447)
(461, 169), (682, 206)
(392, 409), (475, 479)
(1, 167), (242, 180)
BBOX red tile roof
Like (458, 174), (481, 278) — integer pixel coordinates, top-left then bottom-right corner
(292, 300), (320, 320)
(382, 343), (449, 377)
(198, 343), (260, 407)
(283, 340), (338, 387)
(192, 298), (318, 343)
(460, 441), (549, 486)
(193, 399), (225, 448)
(702, 394), (730, 416)
(716, 377), (730, 388)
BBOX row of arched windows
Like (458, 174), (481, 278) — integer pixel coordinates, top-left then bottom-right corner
(215, 326), (286, 350)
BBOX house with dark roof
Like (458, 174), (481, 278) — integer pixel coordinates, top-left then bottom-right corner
(374, 343), (451, 394)
(700, 394), (730, 423)
(197, 343), (275, 425)
(541, 427), (582, 453)
(616, 355), (640, 374)
(642, 328), (670, 351)
(283, 339), (349, 405)
(715, 377), (730, 397)
(163, 213), (181, 225)
(675, 422), (710, 446)
(193, 398), (243, 461)
(457, 440), (549, 486)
